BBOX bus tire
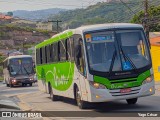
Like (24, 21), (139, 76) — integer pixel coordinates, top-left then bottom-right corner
(5, 80), (9, 87)
(126, 98), (138, 105)
(9, 83), (13, 88)
(6, 84), (9, 87)
(75, 87), (88, 109)
(49, 84), (58, 101)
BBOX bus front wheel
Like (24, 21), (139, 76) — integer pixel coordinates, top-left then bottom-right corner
(126, 98), (138, 105)
(75, 87), (88, 109)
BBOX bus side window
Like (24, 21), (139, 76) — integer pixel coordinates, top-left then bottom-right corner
(47, 45), (50, 63)
(49, 44), (53, 63)
(60, 40), (66, 61)
(58, 42), (60, 61)
(36, 49), (40, 65)
(42, 47), (46, 64)
(40, 48), (43, 64)
(54, 42), (58, 62)
(66, 37), (74, 61)
(74, 35), (86, 76)
(45, 46), (47, 63)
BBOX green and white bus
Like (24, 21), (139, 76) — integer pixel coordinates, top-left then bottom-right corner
(35, 23), (155, 109)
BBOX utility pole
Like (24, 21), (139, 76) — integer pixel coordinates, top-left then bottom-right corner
(23, 38), (27, 54)
(48, 20), (62, 33)
(143, 0), (149, 39)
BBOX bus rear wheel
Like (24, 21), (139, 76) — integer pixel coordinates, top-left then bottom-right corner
(75, 87), (88, 109)
(49, 84), (58, 101)
(126, 98), (138, 105)
(6, 84), (9, 87)
(5, 80), (9, 87)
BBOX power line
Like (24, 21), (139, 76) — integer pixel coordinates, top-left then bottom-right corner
(119, 0), (137, 16)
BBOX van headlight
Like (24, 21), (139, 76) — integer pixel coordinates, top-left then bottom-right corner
(89, 81), (106, 89)
(142, 75), (153, 84)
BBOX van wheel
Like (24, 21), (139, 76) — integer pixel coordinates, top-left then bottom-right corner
(126, 98), (138, 104)
(75, 87), (88, 109)
(29, 83), (32, 86)
(49, 84), (58, 101)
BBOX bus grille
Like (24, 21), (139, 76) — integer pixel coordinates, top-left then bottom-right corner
(109, 87), (141, 96)
(16, 78), (30, 81)
(110, 78), (137, 84)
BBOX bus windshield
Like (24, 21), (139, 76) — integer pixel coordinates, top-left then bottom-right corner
(85, 30), (151, 73)
(9, 57), (34, 76)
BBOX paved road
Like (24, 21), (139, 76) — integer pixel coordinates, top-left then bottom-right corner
(0, 82), (160, 120)
(0, 82), (38, 97)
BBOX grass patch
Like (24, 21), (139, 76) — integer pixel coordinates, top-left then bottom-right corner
(0, 76), (3, 81)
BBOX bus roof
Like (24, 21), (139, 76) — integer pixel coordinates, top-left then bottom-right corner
(3, 55), (32, 62)
(75, 23), (143, 33)
(35, 29), (73, 49)
(35, 23), (143, 49)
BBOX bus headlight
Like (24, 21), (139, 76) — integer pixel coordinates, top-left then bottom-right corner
(29, 77), (34, 81)
(142, 75), (153, 84)
(89, 81), (106, 89)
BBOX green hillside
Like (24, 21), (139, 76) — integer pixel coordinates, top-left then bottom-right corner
(50, 0), (160, 29)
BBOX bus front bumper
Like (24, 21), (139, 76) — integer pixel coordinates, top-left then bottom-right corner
(88, 80), (155, 102)
(11, 78), (34, 85)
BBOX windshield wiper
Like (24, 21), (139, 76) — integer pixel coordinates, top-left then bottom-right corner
(109, 50), (117, 75)
(119, 45), (137, 70)
(22, 65), (30, 76)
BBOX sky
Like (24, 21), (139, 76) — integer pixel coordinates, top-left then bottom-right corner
(0, 0), (105, 12)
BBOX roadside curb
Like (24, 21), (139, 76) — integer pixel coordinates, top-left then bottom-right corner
(0, 99), (20, 110)
(16, 94), (33, 111)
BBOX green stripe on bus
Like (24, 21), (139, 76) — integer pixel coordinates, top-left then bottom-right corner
(36, 62), (74, 91)
(35, 30), (73, 49)
(94, 70), (151, 89)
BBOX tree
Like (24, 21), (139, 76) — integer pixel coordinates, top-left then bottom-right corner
(7, 12), (13, 16)
(131, 5), (160, 32)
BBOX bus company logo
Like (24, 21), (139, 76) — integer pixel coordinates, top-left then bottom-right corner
(115, 72), (131, 76)
(2, 112), (12, 117)
(111, 84), (123, 89)
(54, 75), (69, 87)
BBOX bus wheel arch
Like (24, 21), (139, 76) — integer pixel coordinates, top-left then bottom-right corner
(74, 83), (88, 109)
(48, 82), (51, 94)
(48, 82), (58, 101)
(73, 83), (78, 100)
(5, 79), (9, 87)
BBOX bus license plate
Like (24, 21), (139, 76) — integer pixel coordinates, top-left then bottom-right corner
(120, 88), (131, 93)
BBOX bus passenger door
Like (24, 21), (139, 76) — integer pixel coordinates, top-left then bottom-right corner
(75, 36), (88, 101)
